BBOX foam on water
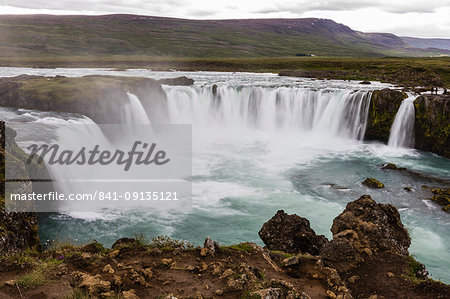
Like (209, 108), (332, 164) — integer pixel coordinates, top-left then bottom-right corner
(0, 69), (449, 283)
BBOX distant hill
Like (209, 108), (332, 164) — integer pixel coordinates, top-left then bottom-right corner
(0, 14), (448, 58)
(401, 37), (450, 51)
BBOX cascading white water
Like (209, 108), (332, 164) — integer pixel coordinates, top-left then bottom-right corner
(164, 86), (372, 140)
(10, 92), (154, 213)
(122, 92), (151, 124)
(3, 67), (450, 284)
(388, 95), (417, 148)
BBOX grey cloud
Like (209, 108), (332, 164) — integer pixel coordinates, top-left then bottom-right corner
(1, 0), (448, 16)
(253, 0), (445, 15)
(188, 8), (218, 17)
(0, 0), (188, 14)
(0, 0), (449, 37)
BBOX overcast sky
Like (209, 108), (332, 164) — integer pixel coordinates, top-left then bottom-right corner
(1, 0), (449, 38)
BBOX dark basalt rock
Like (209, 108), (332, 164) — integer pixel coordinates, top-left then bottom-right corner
(414, 94), (450, 158)
(0, 122), (42, 254)
(320, 237), (363, 273)
(258, 210), (328, 255)
(212, 84), (218, 97)
(330, 195), (411, 256)
(203, 237), (220, 255)
(381, 163), (406, 170)
(365, 88), (407, 142)
(157, 76), (194, 86)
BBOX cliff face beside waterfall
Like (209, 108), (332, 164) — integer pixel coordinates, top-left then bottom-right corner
(0, 75), (168, 124)
(365, 89), (450, 158)
(0, 122), (43, 254)
(414, 94), (450, 158)
(365, 88), (407, 142)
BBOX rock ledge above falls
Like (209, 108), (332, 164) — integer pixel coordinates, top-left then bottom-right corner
(0, 75), (168, 124)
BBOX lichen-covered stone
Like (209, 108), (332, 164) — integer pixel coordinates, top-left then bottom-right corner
(362, 178), (384, 189)
(427, 188), (450, 213)
(330, 195), (411, 256)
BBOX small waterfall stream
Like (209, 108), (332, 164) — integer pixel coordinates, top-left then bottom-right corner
(388, 95), (417, 148)
(122, 92), (151, 124)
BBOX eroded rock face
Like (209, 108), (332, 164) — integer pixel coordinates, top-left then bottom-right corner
(365, 88), (407, 142)
(414, 94), (450, 158)
(321, 237), (363, 273)
(0, 75), (167, 124)
(259, 210), (328, 255)
(330, 195), (410, 256)
(0, 122), (42, 253)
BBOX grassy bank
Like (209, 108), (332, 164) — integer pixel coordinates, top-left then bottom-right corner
(0, 56), (448, 87)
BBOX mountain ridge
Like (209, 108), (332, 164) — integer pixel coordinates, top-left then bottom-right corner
(0, 14), (448, 57)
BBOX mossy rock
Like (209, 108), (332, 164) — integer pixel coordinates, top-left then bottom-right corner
(362, 178), (385, 189)
(414, 95), (450, 158)
(427, 188), (450, 213)
(365, 88), (407, 142)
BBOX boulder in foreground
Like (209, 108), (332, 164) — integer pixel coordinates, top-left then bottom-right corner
(258, 210), (328, 255)
(330, 195), (410, 256)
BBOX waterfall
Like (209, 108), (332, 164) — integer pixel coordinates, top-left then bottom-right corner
(164, 85), (372, 140)
(388, 95), (417, 148)
(12, 92), (153, 213)
(122, 92), (151, 124)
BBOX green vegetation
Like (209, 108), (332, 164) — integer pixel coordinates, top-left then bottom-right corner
(402, 256), (445, 285)
(270, 250), (295, 259)
(64, 288), (93, 299)
(0, 56), (448, 87)
(0, 248), (39, 268)
(17, 258), (61, 288)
